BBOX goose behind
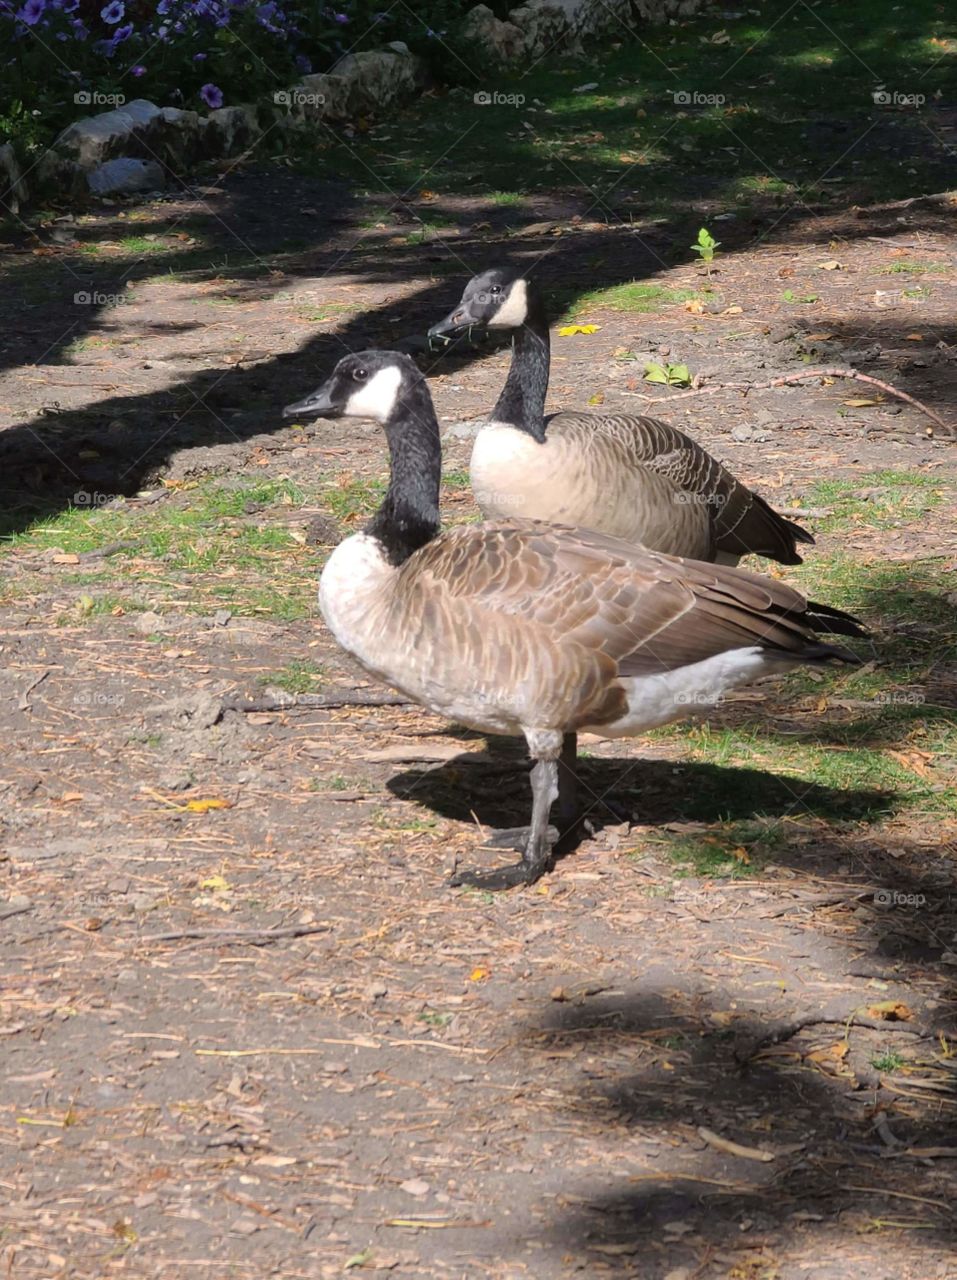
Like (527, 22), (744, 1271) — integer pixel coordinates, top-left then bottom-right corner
(429, 268), (814, 566)
(284, 351), (864, 890)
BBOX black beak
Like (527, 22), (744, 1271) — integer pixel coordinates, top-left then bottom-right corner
(428, 305), (474, 340)
(283, 381), (339, 420)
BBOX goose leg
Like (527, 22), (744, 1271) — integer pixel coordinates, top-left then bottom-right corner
(451, 756), (560, 891)
(472, 733), (579, 853)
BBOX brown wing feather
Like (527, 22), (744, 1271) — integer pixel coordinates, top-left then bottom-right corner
(550, 412), (813, 564)
(401, 520), (852, 728)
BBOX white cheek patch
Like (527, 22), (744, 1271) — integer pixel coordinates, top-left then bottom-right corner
(345, 365), (403, 420)
(488, 278), (528, 328)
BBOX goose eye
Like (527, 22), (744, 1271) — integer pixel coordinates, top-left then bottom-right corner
(490, 285), (502, 295)
(353, 367), (368, 382)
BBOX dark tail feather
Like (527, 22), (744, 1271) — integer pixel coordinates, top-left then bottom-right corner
(804, 598), (868, 639)
(754, 493), (815, 565)
(717, 492), (815, 566)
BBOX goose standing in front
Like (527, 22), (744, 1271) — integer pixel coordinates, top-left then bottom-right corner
(284, 350), (864, 891)
(429, 267), (813, 565)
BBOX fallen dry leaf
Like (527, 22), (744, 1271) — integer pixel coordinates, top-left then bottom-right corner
(866, 1000), (913, 1022)
(557, 324), (600, 336)
(186, 797), (233, 813)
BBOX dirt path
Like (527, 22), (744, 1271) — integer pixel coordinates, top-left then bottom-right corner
(2, 46), (957, 1279)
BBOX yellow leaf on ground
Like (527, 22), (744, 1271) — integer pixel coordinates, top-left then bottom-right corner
(469, 966), (489, 982)
(866, 1000), (913, 1021)
(842, 397), (884, 407)
(730, 846), (751, 865)
(588, 391), (605, 405)
(186, 797), (232, 813)
(816, 259), (843, 270)
(200, 874), (231, 892)
(807, 1040), (849, 1065)
(684, 298), (706, 313)
(557, 324), (600, 336)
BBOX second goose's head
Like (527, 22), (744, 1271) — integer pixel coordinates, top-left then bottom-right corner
(283, 350), (425, 425)
(429, 267), (532, 337)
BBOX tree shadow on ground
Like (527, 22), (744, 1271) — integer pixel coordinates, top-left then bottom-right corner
(509, 979), (957, 1277)
(1, 0), (956, 536)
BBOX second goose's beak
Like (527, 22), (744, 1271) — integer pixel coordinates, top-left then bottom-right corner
(283, 381), (339, 420)
(428, 305), (473, 340)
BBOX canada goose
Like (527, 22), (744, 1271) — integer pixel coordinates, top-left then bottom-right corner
(429, 268), (813, 565)
(284, 351), (864, 891)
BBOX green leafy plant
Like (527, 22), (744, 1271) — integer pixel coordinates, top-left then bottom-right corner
(782, 289), (819, 304)
(644, 362), (693, 387)
(690, 227), (720, 265)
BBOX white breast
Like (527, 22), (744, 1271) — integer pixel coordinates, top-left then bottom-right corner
(318, 533), (396, 665)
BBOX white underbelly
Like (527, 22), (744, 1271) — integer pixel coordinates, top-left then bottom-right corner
(583, 647), (794, 738)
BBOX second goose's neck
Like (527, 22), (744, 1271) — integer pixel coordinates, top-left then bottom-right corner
(491, 287), (549, 443)
(366, 378), (442, 567)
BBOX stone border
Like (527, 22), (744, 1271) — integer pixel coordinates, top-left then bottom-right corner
(2, 0), (708, 206)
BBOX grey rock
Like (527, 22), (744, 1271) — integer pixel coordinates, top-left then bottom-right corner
(465, 5), (526, 61)
(0, 142), (28, 213)
(56, 99), (162, 167)
(87, 157), (166, 195)
(443, 419), (484, 440)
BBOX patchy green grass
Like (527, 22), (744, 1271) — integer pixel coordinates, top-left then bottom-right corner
(291, 0), (957, 215)
(654, 821), (784, 879)
(798, 471), (947, 534)
(876, 260), (953, 275)
(442, 468), (472, 490)
(1, 479), (316, 621)
(871, 1050), (906, 1072)
(321, 475), (387, 523)
(259, 660), (325, 694)
(570, 281), (703, 315)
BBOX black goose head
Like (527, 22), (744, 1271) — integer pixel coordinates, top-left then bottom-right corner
(283, 350), (422, 424)
(428, 267), (532, 337)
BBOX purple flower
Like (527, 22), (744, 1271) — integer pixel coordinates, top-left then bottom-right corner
(61, 0), (79, 11)
(295, 53), (312, 73)
(333, 11), (349, 22)
(70, 15), (87, 36)
(110, 19), (132, 41)
(192, 50), (207, 59)
(15, 0), (46, 26)
(200, 81), (223, 108)
(130, 63), (146, 75)
(100, 0), (123, 23)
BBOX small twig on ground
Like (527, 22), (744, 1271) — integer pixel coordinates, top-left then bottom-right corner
(223, 691), (415, 713)
(18, 670), (49, 712)
(77, 540), (137, 562)
(696, 1126), (776, 1162)
(0, 904), (33, 923)
(136, 923), (331, 946)
(649, 366), (954, 437)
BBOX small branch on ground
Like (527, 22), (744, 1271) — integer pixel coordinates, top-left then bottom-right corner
(18, 670), (49, 712)
(223, 691), (415, 713)
(650, 366), (954, 437)
(136, 923), (331, 946)
(77, 540), (137, 562)
(736, 1010), (928, 1064)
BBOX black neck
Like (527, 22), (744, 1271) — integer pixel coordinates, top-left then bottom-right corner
(490, 284), (549, 442)
(366, 377), (442, 566)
